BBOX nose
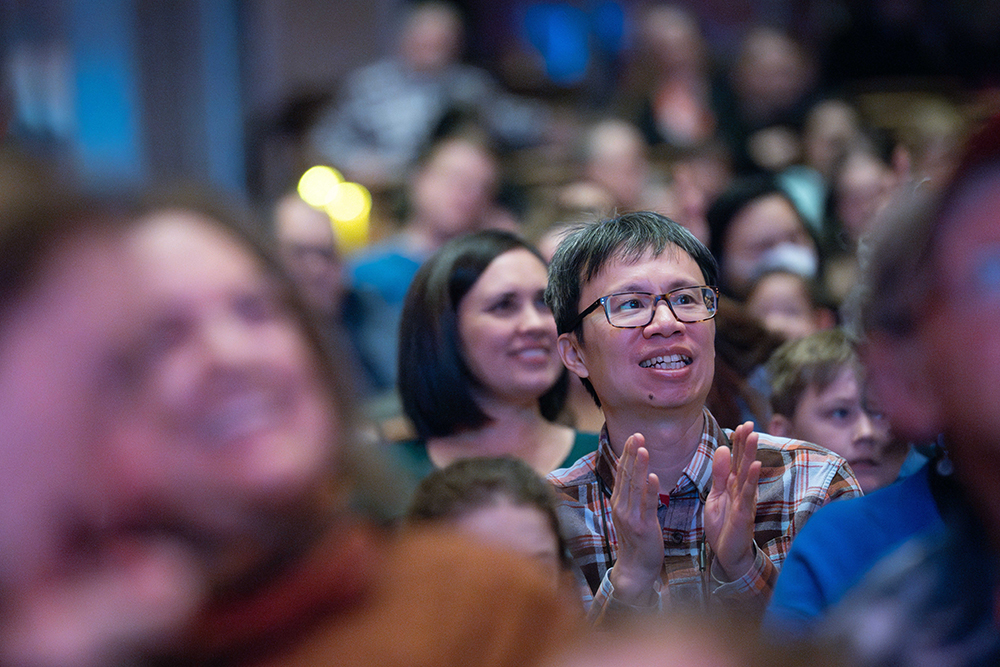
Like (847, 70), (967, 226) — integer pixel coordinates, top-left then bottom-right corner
(852, 411), (880, 451)
(200, 315), (256, 369)
(643, 297), (683, 338)
(518, 303), (553, 334)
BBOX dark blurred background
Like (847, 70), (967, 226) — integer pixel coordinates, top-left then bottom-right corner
(2, 0), (998, 203)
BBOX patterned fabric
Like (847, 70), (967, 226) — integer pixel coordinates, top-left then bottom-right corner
(547, 408), (862, 620)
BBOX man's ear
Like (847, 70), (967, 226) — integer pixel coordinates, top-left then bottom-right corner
(557, 333), (589, 380)
(861, 332), (942, 442)
(768, 413), (794, 438)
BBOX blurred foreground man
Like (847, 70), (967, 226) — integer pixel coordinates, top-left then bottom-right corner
(820, 113), (1000, 664)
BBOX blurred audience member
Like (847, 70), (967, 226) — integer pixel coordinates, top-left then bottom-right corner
(272, 191), (393, 395)
(625, 4), (719, 151)
(308, 1), (550, 189)
(778, 97), (864, 234)
(706, 173), (820, 299)
(0, 166), (205, 667)
(0, 185), (577, 667)
(828, 140), (900, 252)
(765, 328), (906, 493)
(821, 132), (903, 305)
(395, 230), (596, 482)
(745, 269), (835, 343)
(715, 26), (819, 175)
(407, 456), (574, 592)
(818, 113), (1000, 664)
(578, 117), (675, 213)
(665, 138), (737, 246)
(350, 124), (509, 393)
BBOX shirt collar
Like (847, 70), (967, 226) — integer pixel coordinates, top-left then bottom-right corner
(595, 408), (728, 500)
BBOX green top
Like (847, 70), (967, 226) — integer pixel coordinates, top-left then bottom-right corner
(391, 430), (601, 484)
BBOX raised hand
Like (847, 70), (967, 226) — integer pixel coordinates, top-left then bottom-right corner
(608, 433), (663, 605)
(704, 421), (762, 581)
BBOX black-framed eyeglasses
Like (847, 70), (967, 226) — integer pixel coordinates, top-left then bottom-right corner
(569, 286), (719, 330)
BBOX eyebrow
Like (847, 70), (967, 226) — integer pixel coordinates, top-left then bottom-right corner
(607, 280), (700, 294)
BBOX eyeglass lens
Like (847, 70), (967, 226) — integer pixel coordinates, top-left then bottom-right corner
(605, 287), (715, 326)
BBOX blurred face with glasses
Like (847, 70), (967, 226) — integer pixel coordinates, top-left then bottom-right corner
(557, 245), (717, 423)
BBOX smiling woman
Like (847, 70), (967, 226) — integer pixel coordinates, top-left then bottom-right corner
(394, 230), (598, 484)
(0, 183), (580, 666)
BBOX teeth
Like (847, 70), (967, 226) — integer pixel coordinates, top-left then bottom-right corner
(639, 354), (691, 369)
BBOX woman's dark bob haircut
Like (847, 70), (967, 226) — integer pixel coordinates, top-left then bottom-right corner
(398, 229), (568, 439)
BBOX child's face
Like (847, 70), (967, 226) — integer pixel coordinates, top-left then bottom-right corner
(787, 366), (904, 492)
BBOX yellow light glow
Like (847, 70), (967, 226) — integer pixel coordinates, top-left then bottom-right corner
(297, 165), (343, 207)
(325, 181), (371, 221)
(325, 182), (371, 253)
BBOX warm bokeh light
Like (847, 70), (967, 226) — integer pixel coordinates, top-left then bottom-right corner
(325, 181), (371, 253)
(325, 181), (371, 221)
(297, 165), (343, 207)
(296, 165), (371, 252)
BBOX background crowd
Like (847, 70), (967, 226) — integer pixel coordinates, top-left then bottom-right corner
(2, 0), (1000, 665)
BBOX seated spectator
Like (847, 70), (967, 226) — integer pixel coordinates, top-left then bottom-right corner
(395, 229), (597, 481)
(827, 138), (900, 253)
(0, 161), (206, 667)
(706, 173), (821, 299)
(778, 97), (864, 234)
(0, 184), (578, 666)
(577, 117), (675, 214)
(406, 456), (574, 592)
(765, 328), (907, 493)
(623, 3), (720, 151)
(714, 26), (819, 175)
(819, 127), (909, 304)
(271, 191), (394, 396)
(307, 0), (550, 190)
(350, 123), (511, 392)
(816, 116), (1000, 663)
(544, 210), (861, 620)
(745, 269), (836, 343)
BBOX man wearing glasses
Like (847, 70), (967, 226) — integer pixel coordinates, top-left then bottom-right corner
(544, 211), (861, 621)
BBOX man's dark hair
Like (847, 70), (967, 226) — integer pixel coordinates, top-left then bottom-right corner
(398, 229), (568, 439)
(544, 210), (718, 405)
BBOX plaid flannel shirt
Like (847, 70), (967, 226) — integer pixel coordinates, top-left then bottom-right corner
(547, 408), (862, 621)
